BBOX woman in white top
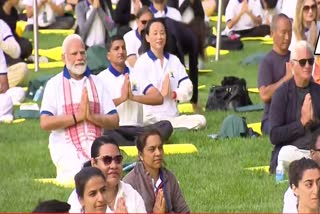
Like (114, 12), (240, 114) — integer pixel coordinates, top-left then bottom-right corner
(68, 136), (146, 213)
(290, 0), (319, 51)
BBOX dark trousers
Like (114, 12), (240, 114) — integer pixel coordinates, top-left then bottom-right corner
(5, 37), (33, 65)
(235, 25), (270, 38)
(103, 120), (173, 146)
(25, 15), (75, 31)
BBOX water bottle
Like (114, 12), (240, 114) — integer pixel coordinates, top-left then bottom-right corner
(275, 161), (285, 183)
(33, 86), (44, 101)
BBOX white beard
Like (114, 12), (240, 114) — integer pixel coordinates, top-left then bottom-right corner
(67, 63), (87, 76)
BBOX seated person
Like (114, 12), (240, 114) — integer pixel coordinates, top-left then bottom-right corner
(260, 0), (281, 25)
(269, 40), (320, 173)
(0, 0), (33, 64)
(287, 158), (320, 213)
(40, 34), (119, 183)
(289, 0), (319, 51)
(283, 131), (320, 213)
(98, 35), (173, 146)
(32, 200), (70, 213)
(23, 0), (75, 31)
(0, 19), (28, 88)
(113, 0), (151, 36)
(74, 167), (111, 213)
(123, 6), (153, 68)
(224, 0), (270, 37)
(149, 0), (182, 22)
(258, 14), (292, 135)
(135, 18), (206, 129)
(123, 129), (190, 213)
(68, 136), (146, 213)
(75, 0), (114, 48)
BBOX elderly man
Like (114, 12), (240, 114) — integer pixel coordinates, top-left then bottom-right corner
(269, 40), (320, 173)
(98, 35), (173, 146)
(258, 13), (292, 135)
(40, 34), (119, 183)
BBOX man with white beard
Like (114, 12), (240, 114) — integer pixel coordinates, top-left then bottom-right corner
(40, 34), (119, 183)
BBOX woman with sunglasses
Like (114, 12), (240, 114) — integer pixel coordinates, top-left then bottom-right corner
(123, 129), (190, 213)
(269, 40), (320, 175)
(289, 0), (319, 51)
(74, 167), (108, 213)
(68, 136), (147, 213)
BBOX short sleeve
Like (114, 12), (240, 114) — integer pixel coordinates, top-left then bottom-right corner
(225, 0), (236, 23)
(258, 56), (273, 88)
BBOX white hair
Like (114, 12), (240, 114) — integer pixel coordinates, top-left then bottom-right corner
(290, 40), (314, 60)
(62, 34), (84, 54)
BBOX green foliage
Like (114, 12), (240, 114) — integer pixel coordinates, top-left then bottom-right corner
(0, 33), (288, 212)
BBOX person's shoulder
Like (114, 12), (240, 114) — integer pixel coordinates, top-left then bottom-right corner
(135, 52), (151, 64)
(123, 29), (136, 40)
(162, 167), (178, 181)
(47, 72), (63, 83)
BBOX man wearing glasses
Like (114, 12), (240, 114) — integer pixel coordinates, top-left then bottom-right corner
(283, 130), (320, 213)
(40, 34), (119, 184)
(268, 40), (320, 174)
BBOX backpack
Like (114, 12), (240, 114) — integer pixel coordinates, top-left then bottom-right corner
(205, 76), (252, 111)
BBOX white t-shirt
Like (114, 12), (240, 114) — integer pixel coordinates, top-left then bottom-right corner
(149, 4), (182, 22)
(134, 51), (191, 121)
(85, 6), (106, 47)
(97, 65), (152, 126)
(23, 0), (65, 26)
(0, 19), (12, 74)
(68, 181), (147, 213)
(280, 0), (297, 20)
(40, 69), (117, 178)
(123, 29), (142, 58)
(225, 0), (263, 31)
(283, 187), (298, 213)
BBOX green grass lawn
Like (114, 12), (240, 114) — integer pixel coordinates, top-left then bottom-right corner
(0, 33), (289, 212)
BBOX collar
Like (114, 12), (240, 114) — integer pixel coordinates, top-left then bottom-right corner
(147, 50), (169, 61)
(238, 0), (248, 3)
(108, 64), (130, 77)
(63, 65), (91, 79)
(149, 3), (168, 14)
(135, 29), (141, 41)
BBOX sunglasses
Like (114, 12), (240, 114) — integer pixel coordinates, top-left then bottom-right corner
(141, 20), (149, 25)
(96, 154), (123, 165)
(292, 58), (314, 67)
(303, 4), (317, 12)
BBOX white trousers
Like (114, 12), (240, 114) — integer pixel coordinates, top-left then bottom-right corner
(278, 145), (310, 171)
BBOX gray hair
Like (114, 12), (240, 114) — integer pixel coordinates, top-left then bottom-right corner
(290, 40), (314, 60)
(62, 34), (84, 54)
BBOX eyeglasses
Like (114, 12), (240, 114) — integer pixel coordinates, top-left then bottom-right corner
(140, 20), (149, 25)
(96, 154), (123, 165)
(292, 58), (314, 67)
(303, 4), (317, 12)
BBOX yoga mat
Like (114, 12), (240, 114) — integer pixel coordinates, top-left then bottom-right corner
(240, 37), (273, 42)
(16, 21), (28, 37)
(205, 46), (230, 56)
(34, 178), (75, 188)
(39, 29), (74, 35)
(245, 165), (269, 173)
(27, 61), (64, 69)
(120, 144), (198, 157)
(248, 88), (259, 93)
(261, 41), (273, 45)
(32, 47), (63, 61)
(198, 84), (206, 90)
(209, 15), (226, 22)
(236, 104), (264, 113)
(186, 68), (213, 73)
(178, 103), (194, 113)
(247, 122), (262, 135)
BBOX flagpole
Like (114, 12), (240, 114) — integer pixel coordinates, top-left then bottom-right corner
(33, 0), (39, 72)
(215, 0), (222, 61)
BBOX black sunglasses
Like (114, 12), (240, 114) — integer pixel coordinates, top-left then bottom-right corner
(141, 20), (148, 25)
(96, 154), (123, 165)
(303, 4), (317, 12)
(292, 58), (314, 67)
